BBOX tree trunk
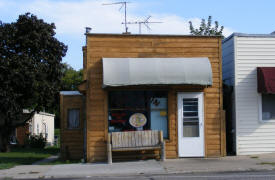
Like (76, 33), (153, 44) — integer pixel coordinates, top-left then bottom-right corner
(0, 128), (11, 152)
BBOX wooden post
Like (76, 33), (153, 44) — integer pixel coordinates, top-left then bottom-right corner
(221, 110), (227, 156)
(159, 131), (165, 161)
(107, 133), (112, 164)
(161, 141), (166, 161)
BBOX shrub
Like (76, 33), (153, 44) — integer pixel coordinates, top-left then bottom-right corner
(25, 134), (47, 148)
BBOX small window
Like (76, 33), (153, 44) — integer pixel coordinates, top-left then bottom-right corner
(29, 124), (32, 134)
(37, 124), (39, 134)
(67, 109), (80, 129)
(261, 94), (275, 121)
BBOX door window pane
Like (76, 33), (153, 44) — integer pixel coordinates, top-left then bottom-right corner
(183, 98), (199, 137)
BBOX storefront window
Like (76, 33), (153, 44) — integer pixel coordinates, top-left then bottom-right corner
(108, 91), (168, 138)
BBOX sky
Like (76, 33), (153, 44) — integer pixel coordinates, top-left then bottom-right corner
(1, 0), (275, 70)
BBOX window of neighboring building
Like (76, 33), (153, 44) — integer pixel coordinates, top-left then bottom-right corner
(260, 94), (275, 122)
(42, 123), (48, 139)
(67, 109), (80, 129)
(29, 124), (32, 134)
(108, 91), (168, 139)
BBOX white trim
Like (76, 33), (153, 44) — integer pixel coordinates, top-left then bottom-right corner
(177, 92), (205, 157)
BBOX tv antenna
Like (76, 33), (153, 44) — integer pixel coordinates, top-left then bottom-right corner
(122, 16), (162, 34)
(103, 1), (130, 33)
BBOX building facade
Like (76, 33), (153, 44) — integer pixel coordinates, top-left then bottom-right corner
(60, 33), (225, 161)
(223, 33), (275, 155)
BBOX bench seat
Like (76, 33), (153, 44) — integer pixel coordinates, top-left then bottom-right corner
(107, 130), (165, 164)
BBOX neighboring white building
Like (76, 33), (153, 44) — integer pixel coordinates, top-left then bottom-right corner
(222, 33), (275, 155)
(14, 111), (55, 146)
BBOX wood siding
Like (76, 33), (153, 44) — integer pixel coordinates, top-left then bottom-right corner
(60, 95), (84, 159)
(234, 37), (275, 155)
(85, 34), (224, 161)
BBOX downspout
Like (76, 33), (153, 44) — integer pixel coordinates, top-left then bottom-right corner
(83, 28), (90, 162)
(83, 95), (87, 162)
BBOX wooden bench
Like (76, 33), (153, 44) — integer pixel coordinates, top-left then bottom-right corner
(107, 130), (166, 164)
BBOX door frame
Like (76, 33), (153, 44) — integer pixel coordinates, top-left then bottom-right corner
(177, 92), (205, 157)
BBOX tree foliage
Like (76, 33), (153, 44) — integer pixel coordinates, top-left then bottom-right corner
(0, 13), (67, 152)
(50, 64), (83, 129)
(189, 16), (224, 37)
(61, 63), (83, 91)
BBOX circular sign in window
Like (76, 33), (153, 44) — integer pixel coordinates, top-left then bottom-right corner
(129, 113), (147, 128)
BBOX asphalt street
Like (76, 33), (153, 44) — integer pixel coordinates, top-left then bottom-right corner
(22, 171), (275, 180)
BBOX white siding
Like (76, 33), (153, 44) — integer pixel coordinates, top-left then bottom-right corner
(32, 112), (55, 145)
(235, 36), (275, 155)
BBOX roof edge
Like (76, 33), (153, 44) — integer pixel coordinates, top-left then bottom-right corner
(86, 33), (222, 38)
(223, 32), (275, 43)
(60, 91), (82, 96)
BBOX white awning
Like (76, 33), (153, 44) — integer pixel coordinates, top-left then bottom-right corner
(103, 58), (212, 87)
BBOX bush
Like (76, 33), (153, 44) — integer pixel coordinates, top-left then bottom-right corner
(25, 134), (46, 148)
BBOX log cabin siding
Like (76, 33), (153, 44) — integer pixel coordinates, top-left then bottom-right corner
(60, 95), (84, 159)
(84, 34), (224, 161)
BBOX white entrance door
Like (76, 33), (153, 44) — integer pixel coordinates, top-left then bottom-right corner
(178, 92), (204, 157)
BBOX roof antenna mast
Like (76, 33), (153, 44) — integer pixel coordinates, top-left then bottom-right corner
(103, 1), (130, 33)
(122, 15), (162, 34)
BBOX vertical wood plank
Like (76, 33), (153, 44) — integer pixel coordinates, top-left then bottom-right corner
(135, 131), (139, 147)
(148, 130), (152, 146)
(142, 131), (146, 146)
(118, 132), (122, 148)
(138, 131), (142, 147)
(122, 132), (126, 147)
(111, 133), (116, 148)
(125, 132), (129, 148)
(132, 131), (136, 147)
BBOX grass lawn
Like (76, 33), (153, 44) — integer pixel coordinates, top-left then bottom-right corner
(0, 146), (59, 170)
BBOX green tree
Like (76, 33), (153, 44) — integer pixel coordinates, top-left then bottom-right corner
(189, 16), (224, 37)
(0, 13), (67, 152)
(50, 64), (83, 129)
(61, 63), (83, 91)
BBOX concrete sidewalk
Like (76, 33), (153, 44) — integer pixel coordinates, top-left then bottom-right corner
(1, 153), (275, 179)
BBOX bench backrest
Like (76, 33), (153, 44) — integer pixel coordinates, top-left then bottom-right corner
(109, 130), (163, 148)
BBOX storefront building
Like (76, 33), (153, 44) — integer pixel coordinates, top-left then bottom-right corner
(60, 33), (225, 162)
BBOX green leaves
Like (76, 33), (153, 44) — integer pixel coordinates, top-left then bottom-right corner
(61, 63), (83, 91)
(189, 16), (224, 38)
(0, 13), (67, 129)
